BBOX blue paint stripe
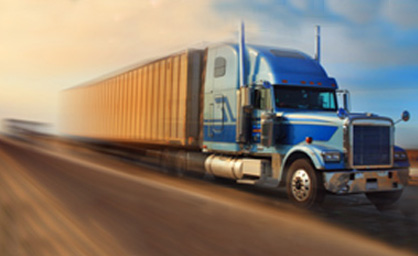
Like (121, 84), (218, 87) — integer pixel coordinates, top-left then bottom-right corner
(203, 125), (236, 143)
(281, 124), (337, 145)
(203, 123), (337, 145)
(284, 117), (334, 123)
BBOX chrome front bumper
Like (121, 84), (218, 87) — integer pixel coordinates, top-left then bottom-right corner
(323, 169), (409, 194)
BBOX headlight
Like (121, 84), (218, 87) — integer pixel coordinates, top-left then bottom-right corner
(322, 151), (341, 162)
(394, 152), (407, 161)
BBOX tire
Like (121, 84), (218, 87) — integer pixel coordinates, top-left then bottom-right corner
(366, 190), (403, 211)
(286, 159), (325, 208)
(174, 151), (187, 177)
(161, 150), (174, 174)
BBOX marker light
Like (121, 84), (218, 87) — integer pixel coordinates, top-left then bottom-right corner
(317, 82), (322, 85)
(282, 79), (288, 83)
(305, 137), (313, 144)
(301, 81), (306, 84)
(394, 152), (407, 161)
(309, 81), (314, 85)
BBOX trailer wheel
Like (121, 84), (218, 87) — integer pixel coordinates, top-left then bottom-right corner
(175, 151), (187, 177)
(366, 190), (403, 211)
(286, 159), (325, 208)
(161, 150), (174, 174)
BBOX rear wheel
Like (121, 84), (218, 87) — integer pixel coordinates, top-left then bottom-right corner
(366, 190), (403, 211)
(174, 151), (187, 177)
(286, 159), (325, 208)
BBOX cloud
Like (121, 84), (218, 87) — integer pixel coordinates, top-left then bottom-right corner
(289, 0), (327, 15)
(213, 0), (418, 67)
(326, 0), (384, 24)
(0, 0), (233, 84)
(0, 0), (234, 123)
(289, 0), (310, 11)
(382, 0), (418, 28)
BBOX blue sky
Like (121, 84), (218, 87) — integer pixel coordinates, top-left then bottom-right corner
(0, 0), (417, 148)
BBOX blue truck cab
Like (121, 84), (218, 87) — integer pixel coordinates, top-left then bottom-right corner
(202, 40), (410, 208)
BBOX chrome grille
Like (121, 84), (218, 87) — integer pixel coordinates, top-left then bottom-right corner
(352, 125), (391, 167)
(346, 117), (394, 169)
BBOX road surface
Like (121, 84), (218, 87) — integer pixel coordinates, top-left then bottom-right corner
(0, 136), (417, 256)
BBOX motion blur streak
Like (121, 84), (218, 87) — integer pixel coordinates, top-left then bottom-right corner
(0, 141), (128, 255)
(0, 136), (416, 256)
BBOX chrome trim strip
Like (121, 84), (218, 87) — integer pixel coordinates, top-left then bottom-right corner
(323, 168), (409, 194)
(281, 121), (338, 126)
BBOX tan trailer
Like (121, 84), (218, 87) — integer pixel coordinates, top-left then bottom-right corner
(61, 49), (205, 148)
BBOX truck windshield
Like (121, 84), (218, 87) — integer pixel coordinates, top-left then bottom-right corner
(274, 86), (337, 111)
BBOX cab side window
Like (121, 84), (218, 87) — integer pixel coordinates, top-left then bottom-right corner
(214, 57), (226, 78)
(319, 92), (336, 109)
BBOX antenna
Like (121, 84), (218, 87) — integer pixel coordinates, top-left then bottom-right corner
(314, 25), (320, 63)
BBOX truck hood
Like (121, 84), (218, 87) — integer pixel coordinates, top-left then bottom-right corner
(273, 111), (345, 146)
(275, 110), (394, 146)
(278, 111), (392, 126)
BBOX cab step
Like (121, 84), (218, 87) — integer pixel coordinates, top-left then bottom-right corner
(236, 179), (258, 185)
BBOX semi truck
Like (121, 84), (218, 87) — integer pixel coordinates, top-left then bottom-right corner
(61, 24), (410, 208)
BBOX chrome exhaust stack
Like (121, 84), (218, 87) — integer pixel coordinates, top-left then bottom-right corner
(314, 25), (320, 63)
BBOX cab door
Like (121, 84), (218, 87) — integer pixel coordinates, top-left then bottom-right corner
(203, 45), (239, 151)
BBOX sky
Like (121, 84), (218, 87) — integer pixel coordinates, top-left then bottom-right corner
(1, 0), (417, 148)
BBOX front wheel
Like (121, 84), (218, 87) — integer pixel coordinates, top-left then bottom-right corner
(286, 159), (325, 208)
(366, 190), (403, 211)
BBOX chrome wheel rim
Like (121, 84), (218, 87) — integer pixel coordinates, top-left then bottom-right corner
(291, 169), (311, 202)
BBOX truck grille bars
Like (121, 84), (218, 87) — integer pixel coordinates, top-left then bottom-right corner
(352, 125), (391, 167)
(345, 117), (394, 169)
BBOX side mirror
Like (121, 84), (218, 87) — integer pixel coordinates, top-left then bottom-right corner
(395, 110), (410, 124)
(402, 110), (410, 122)
(336, 89), (351, 113)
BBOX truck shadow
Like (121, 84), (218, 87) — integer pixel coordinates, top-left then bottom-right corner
(223, 179), (418, 253)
